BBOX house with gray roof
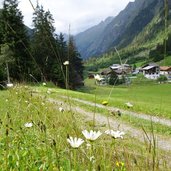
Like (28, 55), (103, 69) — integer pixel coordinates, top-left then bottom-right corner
(142, 63), (160, 80)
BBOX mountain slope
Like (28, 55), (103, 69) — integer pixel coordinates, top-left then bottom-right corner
(113, 0), (164, 48)
(74, 17), (113, 58)
(75, 0), (165, 59)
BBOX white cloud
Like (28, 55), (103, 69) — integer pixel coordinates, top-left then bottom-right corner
(0, 0), (133, 34)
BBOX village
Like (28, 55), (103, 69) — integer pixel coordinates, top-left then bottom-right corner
(90, 63), (171, 85)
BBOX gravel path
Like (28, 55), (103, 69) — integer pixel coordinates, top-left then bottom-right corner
(60, 96), (171, 127)
(49, 97), (171, 152)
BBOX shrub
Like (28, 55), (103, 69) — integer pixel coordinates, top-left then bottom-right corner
(157, 75), (168, 83)
(109, 72), (119, 85)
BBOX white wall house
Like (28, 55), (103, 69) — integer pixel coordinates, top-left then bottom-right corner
(142, 63), (160, 80)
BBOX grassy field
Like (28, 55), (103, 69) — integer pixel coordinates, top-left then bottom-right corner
(50, 78), (171, 119)
(0, 84), (171, 170)
(50, 94), (171, 137)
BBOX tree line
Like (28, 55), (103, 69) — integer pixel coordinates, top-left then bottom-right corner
(0, 0), (84, 89)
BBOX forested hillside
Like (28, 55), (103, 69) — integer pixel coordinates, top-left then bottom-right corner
(0, 0), (83, 89)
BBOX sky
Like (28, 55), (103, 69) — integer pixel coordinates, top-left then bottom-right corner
(0, 0), (134, 35)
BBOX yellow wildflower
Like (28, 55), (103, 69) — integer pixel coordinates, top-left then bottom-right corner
(102, 100), (108, 106)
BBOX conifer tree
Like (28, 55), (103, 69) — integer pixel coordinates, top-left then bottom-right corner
(0, 0), (31, 81)
(31, 3), (84, 88)
(31, 4), (65, 85)
(0, 10), (3, 45)
(52, 33), (68, 86)
(31, 5), (70, 87)
(67, 35), (84, 89)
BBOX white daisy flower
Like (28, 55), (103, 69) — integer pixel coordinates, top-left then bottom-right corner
(82, 130), (102, 141)
(42, 82), (46, 86)
(24, 122), (33, 128)
(63, 61), (69, 65)
(90, 156), (96, 163)
(125, 102), (133, 108)
(59, 107), (64, 112)
(7, 83), (13, 88)
(67, 136), (84, 148)
(47, 89), (51, 94)
(105, 130), (125, 139)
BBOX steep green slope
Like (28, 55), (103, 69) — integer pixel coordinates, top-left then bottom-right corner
(116, 1), (163, 48)
(75, 0), (165, 59)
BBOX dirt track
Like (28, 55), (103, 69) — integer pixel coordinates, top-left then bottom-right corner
(60, 96), (171, 127)
(49, 97), (171, 152)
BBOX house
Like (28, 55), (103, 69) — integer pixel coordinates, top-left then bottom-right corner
(110, 64), (132, 74)
(160, 66), (171, 79)
(101, 67), (127, 78)
(142, 63), (160, 80)
(101, 68), (112, 76)
(101, 66), (129, 85)
(122, 64), (132, 73)
(132, 68), (141, 75)
(110, 64), (121, 71)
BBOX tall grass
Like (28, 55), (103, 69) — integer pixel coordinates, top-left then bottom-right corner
(0, 85), (170, 170)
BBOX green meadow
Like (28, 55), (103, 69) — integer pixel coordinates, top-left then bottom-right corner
(0, 83), (171, 170)
(48, 78), (171, 119)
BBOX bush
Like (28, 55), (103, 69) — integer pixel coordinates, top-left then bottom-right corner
(157, 75), (168, 83)
(109, 72), (119, 85)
